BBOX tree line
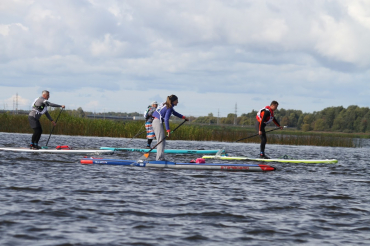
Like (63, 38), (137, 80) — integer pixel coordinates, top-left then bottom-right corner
(6, 105), (369, 133)
(193, 105), (370, 133)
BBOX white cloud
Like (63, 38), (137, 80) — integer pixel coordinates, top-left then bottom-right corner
(2, 94), (30, 110)
(90, 34), (128, 57)
(0, 23), (28, 36)
(0, 24), (9, 36)
(311, 14), (369, 66)
(251, 18), (288, 43)
(1, 0), (370, 116)
(348, 0), (370, 30)
(84, 100), (100, 110)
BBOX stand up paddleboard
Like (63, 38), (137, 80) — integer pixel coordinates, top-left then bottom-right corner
(0, 147), (113, 155)
(100, 147), (225, 155)
(202, 155), (338, 164)
(80, 157), (276, 172)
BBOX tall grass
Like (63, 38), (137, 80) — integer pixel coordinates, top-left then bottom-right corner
(0, 111), (359, 147)
(174, 125), (357, 147)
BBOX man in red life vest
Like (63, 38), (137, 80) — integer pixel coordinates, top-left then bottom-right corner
(256, 101), (283, 159)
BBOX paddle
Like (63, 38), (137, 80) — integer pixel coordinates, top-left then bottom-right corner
(120, 127), (147, 149)
(42, 108), (64, 149)
(214, 147), (225, 159)
(234, 126), (286, 143)
(139, 120), (187, 159)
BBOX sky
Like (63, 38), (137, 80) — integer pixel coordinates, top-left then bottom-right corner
(1, 0), (370, 117)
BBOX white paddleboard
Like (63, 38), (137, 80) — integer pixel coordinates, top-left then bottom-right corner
(0, 147), (114, 155)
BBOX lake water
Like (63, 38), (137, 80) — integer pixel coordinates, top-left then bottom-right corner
(0, 132), (369, 246)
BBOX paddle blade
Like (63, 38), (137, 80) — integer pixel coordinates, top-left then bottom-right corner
(41, 146), (48, 149)
(143, 153), (150, 158)
(215, 148), (225, 158)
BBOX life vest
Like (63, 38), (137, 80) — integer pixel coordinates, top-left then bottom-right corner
(154, 102), (167, 121)
(256, 106), (274, 124)
(144, 106), (155, 120)
(31, 97), (48, 115)
(144, 106), (150, 119)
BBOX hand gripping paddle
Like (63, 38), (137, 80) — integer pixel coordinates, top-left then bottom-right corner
(139, 120), (187, 160)
(42, 108), (64, 149)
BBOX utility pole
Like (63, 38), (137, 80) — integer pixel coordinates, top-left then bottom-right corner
(234, 103), (237, 125)
(217, 109), (220, 125)
(16, 93), (18, 114)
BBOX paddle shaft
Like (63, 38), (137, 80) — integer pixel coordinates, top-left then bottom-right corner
(234, 127), (281, 142)
(143, 120), (187, 158)
(45, 108), (64, 147)
(122, 128), (146, 148)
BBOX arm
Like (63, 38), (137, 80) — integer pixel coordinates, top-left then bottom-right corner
(258, 120), (262, 131)
(273, 118), (281, 127)
(273, 118), (283, 129)
(45, 111), (54, 122)
(44, 100), (65, 108)
(144, 108), (151, 120)
(166, 108), (187, 137)
(164, 108), (172, 132)
(164, 108), (186, 132)
(172, 108), (187, 121)
(171, 108), (184, 119)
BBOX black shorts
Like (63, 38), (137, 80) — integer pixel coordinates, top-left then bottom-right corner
(28, 116), (41, 129)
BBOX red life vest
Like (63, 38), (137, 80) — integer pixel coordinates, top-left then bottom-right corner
(256, 106), (274, 124)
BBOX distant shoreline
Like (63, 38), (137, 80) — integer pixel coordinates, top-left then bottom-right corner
(1, 112), (364, 148)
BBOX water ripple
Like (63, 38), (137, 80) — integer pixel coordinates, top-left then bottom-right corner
(0, 132), (370, 245)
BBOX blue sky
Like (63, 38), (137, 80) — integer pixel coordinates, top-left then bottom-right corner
(1, 0), (370, 117)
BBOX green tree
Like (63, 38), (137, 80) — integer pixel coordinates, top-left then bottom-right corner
(288, 112), (298, 127)
(302, 124), (310, 132)
(297, 114), (305, 130)
(280, 116), (289, 127)
(303, 115), (314, 125)
(314, 119), (326, 131)
(77, 107), (85, 118)
(220, 113), (235, 125)
(332, 115), (345, 131)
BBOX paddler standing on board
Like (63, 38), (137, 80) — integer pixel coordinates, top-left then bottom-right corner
(256, 100), (283, 159)
(28, 90), (65, 149)
(152, 95), (189, 161)
(144, 101), (158, 148)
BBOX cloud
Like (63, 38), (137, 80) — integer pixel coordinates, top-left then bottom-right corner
(1, 0), (370, 116)
(2, 94), (30, 110)
(0, 23), (28, 36)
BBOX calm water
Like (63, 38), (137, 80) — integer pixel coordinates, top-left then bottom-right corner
(0, 132), (369, 246)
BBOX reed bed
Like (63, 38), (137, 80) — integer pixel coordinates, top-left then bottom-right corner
(233, 133), (357, 147)
(0, 112), (359, 147)
(175, 126), (357, 147)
